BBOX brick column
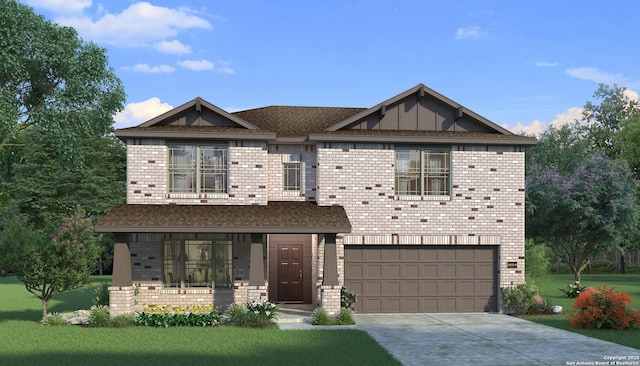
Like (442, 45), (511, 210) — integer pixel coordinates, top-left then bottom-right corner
(109, 234), (135, 315)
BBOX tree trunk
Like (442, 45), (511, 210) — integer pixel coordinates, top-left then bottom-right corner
(556, 257), (563, 274)
(42, 299), (49, 319)
(619, 254), (626, 274)
(635, 250), (639, 274)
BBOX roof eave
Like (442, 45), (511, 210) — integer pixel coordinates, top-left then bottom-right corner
(115, 129), (277, 141)
(308, 133), (538, 146)
(95, 225), (352, 234)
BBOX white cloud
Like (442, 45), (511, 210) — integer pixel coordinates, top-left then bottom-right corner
(113, 97), (174, 128)
(455, 26), (488, 40)
(178, 59), (214, 71)
(129, 64), (175, 73)
(624, 88), (639, 101)
(566, 67), (625, 85)
(57, 2), (211, 47)
(512, 106), (584, 136)
(26, 0), (92, 14)
(536, 61), (558, 67)
(156, 40), (191, 54)
(215, 61), (235, 74)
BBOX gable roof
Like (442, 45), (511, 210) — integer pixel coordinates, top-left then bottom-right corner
(115, 97), (276, 141)
(115, 84), (536, 146)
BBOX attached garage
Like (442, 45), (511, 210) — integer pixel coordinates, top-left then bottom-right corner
(344, 246), (499, 313)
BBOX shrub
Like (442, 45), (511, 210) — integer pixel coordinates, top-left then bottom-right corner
(224, 304), (249, 327)
(93, 282), (110, 307)
(589, 259), (615, 274)
(501, 283), (539, 314)
(245, 299), (279, 328)
(88, 305), (111, 327)
(134, 303), (222, 328)
(336, 309), (355, 325)
(569, 285), (640, 330)
(561, 281), (586, 298)
(311, 308), (356, 325)
(111, 314), (135, 327)
(311, 309), (331, 325)
(341, 287), (357, 311)
(525, 240), (550, 282)
(41, 313), (67, 326)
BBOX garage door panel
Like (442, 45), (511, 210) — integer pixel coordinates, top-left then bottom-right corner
(422, 264), (438, 277)
(345, 246), (498, 313)
(404, 264), (420, 277)
(439, 264), (456, 277)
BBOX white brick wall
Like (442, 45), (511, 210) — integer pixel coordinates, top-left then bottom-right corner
(317, 147), (525, 286)
(126, 142), (268, 205)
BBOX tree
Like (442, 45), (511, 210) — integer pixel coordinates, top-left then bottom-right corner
(581, 84), (640, 157)
(0, 0), (125, 150)
(526, 152), (638, 284)
(0, 206), (101, 317)
(10, 127), (126, 228)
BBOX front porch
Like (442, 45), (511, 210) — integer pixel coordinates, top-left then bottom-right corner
(107, 233), (343, 316)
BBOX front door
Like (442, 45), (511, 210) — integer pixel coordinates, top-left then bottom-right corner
(277, 244), (303, 302)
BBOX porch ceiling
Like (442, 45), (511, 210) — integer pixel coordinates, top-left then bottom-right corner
(95, 201), (352, 234)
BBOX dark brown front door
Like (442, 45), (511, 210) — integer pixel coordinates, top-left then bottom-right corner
(277, 244), (303, 302)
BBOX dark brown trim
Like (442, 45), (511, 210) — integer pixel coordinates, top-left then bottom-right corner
(308, 133), (537, 146)
(116, 130), (276, 141)
(96, 226), (351, 234)
(138, 97), (259, 130)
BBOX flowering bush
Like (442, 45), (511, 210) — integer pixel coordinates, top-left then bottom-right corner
(245, 299), (279, 328)
(561, 281), (586, 298)
(134, 303), (222, 327)
(222, 299), (280, 328)
(569, 285), (640, 330)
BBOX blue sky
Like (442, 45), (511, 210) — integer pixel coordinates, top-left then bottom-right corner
(23, 0), (640, 134)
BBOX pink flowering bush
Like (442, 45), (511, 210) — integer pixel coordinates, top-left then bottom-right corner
(0, 206), (101, 318)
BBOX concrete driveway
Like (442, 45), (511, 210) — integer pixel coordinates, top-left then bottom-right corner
(355, 313), (640, 366)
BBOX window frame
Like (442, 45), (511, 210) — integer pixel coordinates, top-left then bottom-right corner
(395, 147), (451, 197)
(167, 144), (228, 194)
(282, 162), (301, 192)
(162, 239), (233, 289)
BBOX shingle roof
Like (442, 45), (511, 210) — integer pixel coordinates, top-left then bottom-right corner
(96, 201), (352, 234)
(232, 106), (366, 137)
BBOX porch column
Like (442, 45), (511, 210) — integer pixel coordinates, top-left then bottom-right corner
(321, 234), (340, 315)
(323, 234), (339, 286)
(249, 234), (265, 286)
(109, 233), (135, 316)
(112, 233), (132, 286)
(247, 233), (268, 302)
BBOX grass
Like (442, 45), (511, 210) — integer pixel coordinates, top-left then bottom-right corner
(522, 273), (640, 349)
(0, 276), (399, 366)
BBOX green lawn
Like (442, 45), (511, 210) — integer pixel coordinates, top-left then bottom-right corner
(0, 276), (399, 366)
(522, 273), (640, 349)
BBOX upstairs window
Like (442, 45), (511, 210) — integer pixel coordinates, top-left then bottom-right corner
(168, 144), (227, 193)
(283, 163), (301, 191)
(395, 148), (450, 196)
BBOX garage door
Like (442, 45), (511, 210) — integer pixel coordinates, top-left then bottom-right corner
(344, 246), (498, 313)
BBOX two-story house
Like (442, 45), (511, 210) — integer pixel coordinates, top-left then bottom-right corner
(97, 84), (536, 315)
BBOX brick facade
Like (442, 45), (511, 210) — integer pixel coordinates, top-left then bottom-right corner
(317, 146), (525, 287)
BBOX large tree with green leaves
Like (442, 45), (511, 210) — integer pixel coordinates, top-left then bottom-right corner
(581, 84), (640, 157)
(0, 0), (125, 151)
(0, 206), (102, 317)
(527, 137), (638, 284)
(10, 127), (126, 228)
